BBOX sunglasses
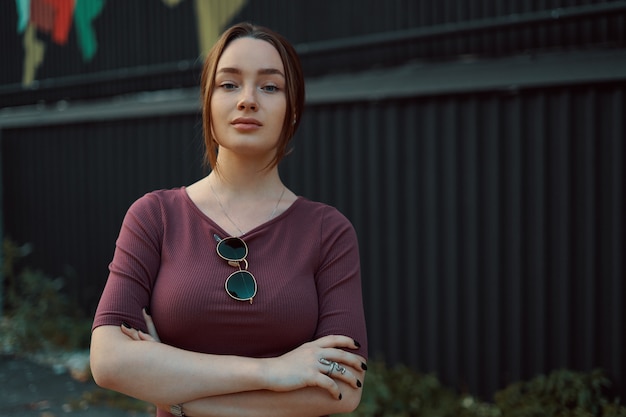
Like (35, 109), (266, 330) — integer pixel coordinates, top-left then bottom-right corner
(214, 234), (257, 304)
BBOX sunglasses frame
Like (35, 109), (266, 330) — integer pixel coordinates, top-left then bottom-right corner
(224, 269), (257, 303)
(215, 235), (257, 304)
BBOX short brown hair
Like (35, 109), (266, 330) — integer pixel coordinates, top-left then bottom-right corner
(200, 22), (305, 170)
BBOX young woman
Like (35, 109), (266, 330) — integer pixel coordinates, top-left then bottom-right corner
(90, 22), (368, 417)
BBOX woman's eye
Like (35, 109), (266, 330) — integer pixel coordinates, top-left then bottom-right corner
(220, 83), (237, 90)
(262, 85), (279, 93)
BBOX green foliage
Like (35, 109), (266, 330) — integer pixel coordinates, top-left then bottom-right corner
(495, 369), (626, 417)
(338, 361), (499, 417)
(341, 362), (625, 417)
(1, 239), (92, 353)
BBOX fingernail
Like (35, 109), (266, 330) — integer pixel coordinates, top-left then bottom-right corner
(353, 339), (361, 348)
(122, 321), (132, 329)
(361, 362), (368, 371)
(338, 393), (342, 400)
(357, 379), (362, 388)
(144, 306), (151, 316)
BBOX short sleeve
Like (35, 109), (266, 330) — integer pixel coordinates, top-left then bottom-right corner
(91, 193), (164, 332)
(313, 207), (368, 359)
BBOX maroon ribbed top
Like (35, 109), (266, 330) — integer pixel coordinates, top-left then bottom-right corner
(93, 187), (368, 361)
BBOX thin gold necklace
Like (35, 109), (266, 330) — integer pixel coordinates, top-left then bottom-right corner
(209, 178), (286, 236)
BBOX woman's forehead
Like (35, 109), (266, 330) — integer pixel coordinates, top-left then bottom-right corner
(217, 37), (284, 74)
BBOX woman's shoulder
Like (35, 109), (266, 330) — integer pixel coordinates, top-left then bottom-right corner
(127, 187), (187, 216)
(135, 187), (185, 203)
(289, 197), (354, 228)
(293, 197), (343, 213)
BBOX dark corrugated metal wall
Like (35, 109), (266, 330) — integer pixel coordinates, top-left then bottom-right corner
(281, 85), (624, 398)
(2, 115), (205, 307)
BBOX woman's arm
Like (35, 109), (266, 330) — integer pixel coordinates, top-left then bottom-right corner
(90, 325), (363, 407)
(117, 320), (365, 417)
(172, 376), (365, 417)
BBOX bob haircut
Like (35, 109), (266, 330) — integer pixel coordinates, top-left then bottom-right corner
(200, 22), (305, 170)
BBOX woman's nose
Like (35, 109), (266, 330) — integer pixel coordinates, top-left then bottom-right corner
(237, 87), (258, 111)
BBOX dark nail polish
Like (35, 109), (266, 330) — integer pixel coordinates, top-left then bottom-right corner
(144, 306), (151, 316)
(338, 393), (342, 400)
(353, 339), (361, 348)
(122, 321), (132, 329)
(361, 362), (368, 371)
(357, 379), (362, 388)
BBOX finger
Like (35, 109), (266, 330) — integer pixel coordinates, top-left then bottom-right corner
(142, 308), (161, 342)
(319, 348), (367, 377)
(120, 323), (142, 340)
(339, 365), (364, 390)
(137, 330), (157, 342)
(313, 335), (361, 350)
(318, 359), (363, 390)
(311, 335), (367, 371)
(120, 322), (157, 343)
(315, 373), (343, 400)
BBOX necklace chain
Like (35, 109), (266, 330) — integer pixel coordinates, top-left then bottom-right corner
(209, 178), (286, 236)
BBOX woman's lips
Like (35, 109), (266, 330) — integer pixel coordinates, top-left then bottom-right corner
(231, 118), (262, 131)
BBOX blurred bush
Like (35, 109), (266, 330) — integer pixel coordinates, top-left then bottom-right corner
(495, 368), (625, 417)
(1, 239), (92, 353)
(338, 361), (499, 417)
(341, 361), (625, 417)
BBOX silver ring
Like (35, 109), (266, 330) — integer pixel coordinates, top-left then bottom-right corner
(326, 361), (337, 376)
(335, 364), (346, 375)
(319, 358), (332, 366)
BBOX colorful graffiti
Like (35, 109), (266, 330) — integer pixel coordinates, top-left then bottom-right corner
(16, 0), (105, 86)
(15, 0), (246, 87)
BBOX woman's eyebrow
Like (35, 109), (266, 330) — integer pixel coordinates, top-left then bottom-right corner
(217, 67), (285, 77)
(258, 68), (285, 77)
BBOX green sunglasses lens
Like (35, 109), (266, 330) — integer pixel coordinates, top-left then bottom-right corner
(217, 237), (247, 261)
(225, 270), (257, 300)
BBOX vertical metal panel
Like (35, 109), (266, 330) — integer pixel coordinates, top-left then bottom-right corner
(459, 97), (481, 390)
(0, 128), (4, 315)
(281, 82), (624, 399)
(525, 93), (548, 377)
(603, 89), (624, 377)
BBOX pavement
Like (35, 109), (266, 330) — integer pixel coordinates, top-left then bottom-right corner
(0, 354), (154, 417)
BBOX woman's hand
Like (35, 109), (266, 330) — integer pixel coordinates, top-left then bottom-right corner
(260, 335), (364, 400)
(120, 308), (160, 342)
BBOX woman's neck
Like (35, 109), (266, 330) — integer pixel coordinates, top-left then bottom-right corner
(209, 166), (283, 198)
(211, 148), (283, 191)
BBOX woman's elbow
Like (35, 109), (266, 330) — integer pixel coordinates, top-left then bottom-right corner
(89, 326), (126, 389)
(90, 351), (113, 388)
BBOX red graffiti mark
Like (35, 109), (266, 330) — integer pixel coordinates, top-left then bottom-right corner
(30, 0), (76, 45)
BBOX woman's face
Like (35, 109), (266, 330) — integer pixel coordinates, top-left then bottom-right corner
(210, 37), (287, 161)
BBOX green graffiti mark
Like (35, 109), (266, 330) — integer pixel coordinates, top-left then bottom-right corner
(74, 0), (106, 61)
(15, 0), (31, 33)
